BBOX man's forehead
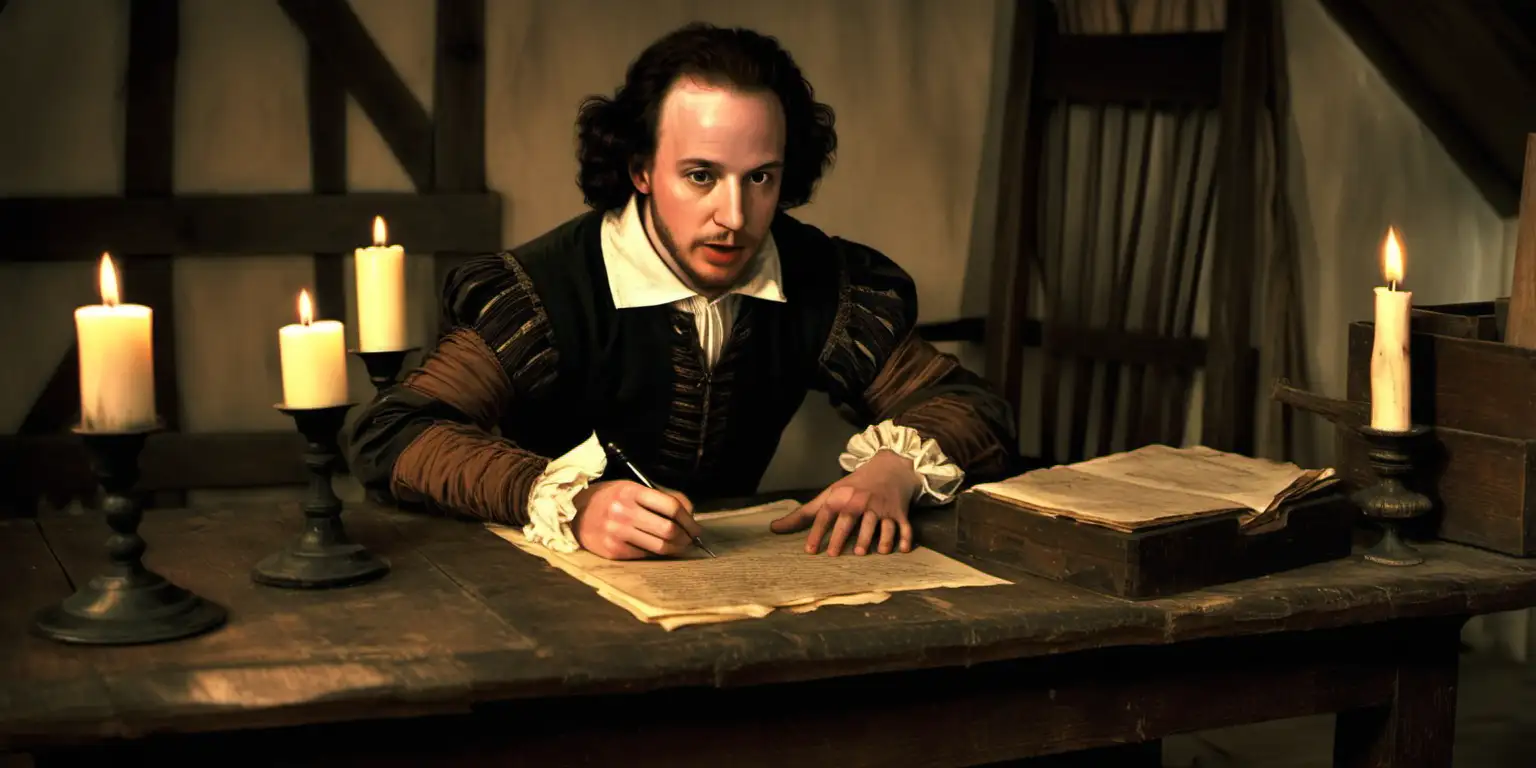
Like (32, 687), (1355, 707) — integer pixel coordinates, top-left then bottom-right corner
(655, 77), (784, 163)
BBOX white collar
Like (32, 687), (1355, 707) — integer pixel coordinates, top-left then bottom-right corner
(600, 195), (786, 309)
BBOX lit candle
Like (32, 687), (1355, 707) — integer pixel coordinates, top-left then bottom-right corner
(354, 215), (407, 352)
(1370, 227), (1412, 431)
(75, 253), (157, 431)
(279, 290), (349, 408)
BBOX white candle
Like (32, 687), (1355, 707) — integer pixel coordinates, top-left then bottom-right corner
(279, 290), (349, 408)
(355, 215), (408, 352)
(1370, 227), (1412, 431)
(75, 253), (157, 431)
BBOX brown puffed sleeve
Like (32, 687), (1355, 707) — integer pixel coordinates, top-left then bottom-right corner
(348, 253), (559, 525)
(815, 240), (1018, 484)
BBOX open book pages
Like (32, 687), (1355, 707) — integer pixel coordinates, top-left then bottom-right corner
(969, 444), (1338, 533)
(486, 499), (1010, 630)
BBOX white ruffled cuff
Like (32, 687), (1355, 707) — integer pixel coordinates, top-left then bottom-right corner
(521, 431), (607, 552)
(838, 420), (964, 506)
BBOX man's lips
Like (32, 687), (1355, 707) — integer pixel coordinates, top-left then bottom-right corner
(701, 243), (744, 265)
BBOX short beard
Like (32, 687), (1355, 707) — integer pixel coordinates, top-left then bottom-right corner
(642, 196), (750, 298)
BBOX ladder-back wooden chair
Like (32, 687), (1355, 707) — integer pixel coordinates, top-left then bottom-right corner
(985, 0), (1270, 467)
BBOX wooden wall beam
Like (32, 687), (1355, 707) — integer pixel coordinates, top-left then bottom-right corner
(276, 0), (434, 191)
(307, 33), (348, 323)
(0, 432), (310, 512)
(431, 0), (489, 302)
(1040, 31), (1225, 107)
(126, 0), (185, 507)
(1201, 0), (1269, 455)
(0, 192), (503, 260)
(1319, 0), (1522, 216)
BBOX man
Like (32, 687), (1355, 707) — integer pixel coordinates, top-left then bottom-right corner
(349, 23), (1017, 561)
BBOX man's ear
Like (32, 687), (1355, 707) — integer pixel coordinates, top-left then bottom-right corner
(629, 159), (652, 195)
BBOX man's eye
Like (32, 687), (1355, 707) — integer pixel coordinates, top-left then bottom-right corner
(749, 171), (772, 184)
(687, 171), (712, 184)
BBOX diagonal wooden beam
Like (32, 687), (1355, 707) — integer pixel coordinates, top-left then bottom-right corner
(276, 0), (434, 192)
(1319, 0), (1521, 216)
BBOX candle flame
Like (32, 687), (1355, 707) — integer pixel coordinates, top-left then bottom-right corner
(298, 289), (314, 326)
(98, 252), (120, 307)
(1382, 227), (1405, 289)
(372, 215), (387, 246)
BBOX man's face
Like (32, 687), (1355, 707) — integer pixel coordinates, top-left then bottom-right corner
(631, 77), (785, 295)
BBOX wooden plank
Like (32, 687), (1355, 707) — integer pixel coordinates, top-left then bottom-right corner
(1040, 31), (1225, 107)
(432, 0), (490, 303)
(1360, 0), (1536, 215)
(987, 0), (1046, 420)
(432, 0), (487, 193)
(35, 624), (1400, 764)
(0, 432), (311, 505)
(275, 0), (433, 192)
(0, 192), (503, 260)
(1, 504), (536, 748)
(0, 518), (117, 744)
(1200, 0), (1267, 455)
(125, 0), (183, 509)
(1318, 0), (1520, 216)
(4, 502), (1535, 747)
(307, 35), (347, 323)
(1505, 134), (1536, 347)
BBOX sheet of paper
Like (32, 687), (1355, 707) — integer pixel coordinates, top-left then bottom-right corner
(486, 499), (1010, 630)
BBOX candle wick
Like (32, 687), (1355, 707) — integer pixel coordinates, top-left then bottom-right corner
(1389, 280), (1398, 292)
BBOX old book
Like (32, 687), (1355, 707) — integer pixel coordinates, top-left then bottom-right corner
(968, 444), (1338, 533)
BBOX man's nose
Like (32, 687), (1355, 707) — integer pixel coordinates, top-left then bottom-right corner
(714, 179), (745, 231)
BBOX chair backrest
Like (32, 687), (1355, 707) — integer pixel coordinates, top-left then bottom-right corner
(985, 0), (1265, 466)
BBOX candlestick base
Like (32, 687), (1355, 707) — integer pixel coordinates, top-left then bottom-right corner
(253, 403), (389, 589)
(1352, 425), (1435, 567)
(351, 347), (420, 391)
(34, 424), (228, 645)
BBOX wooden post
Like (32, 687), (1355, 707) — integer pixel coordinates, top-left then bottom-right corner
(1504, 134), (1536, 348)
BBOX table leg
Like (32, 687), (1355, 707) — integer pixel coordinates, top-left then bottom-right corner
(1332, 617), (1464, 767)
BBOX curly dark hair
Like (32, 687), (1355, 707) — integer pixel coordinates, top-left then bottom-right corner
(575, 23), (837, 213)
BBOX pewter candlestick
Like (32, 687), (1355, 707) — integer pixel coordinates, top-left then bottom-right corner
(1352, 425), (1435, 566)
(351, 347), (420, 392)
(252, 403), (389, 589)
(350, 347), (418, 506)
(34, 423), (227, 645)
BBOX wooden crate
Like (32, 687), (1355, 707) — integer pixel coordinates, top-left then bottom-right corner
(1343, 313), (1536, 556)
(954, 491), (1354, 600)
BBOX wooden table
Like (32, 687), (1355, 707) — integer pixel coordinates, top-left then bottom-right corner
(3, 498), (1536, 767)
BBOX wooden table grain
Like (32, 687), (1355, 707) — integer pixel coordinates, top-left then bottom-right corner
(3, 499), (1535, 767)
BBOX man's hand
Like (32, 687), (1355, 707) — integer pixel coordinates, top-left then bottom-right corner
(572, 480), (701, 560)
(769, 450), (923, 556)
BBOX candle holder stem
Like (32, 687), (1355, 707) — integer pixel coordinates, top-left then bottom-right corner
(253, 404), (389, 589)
(351, 347), (419, 507)
(1352, 425), (1435, 567)
(34, 425), (227, 645)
